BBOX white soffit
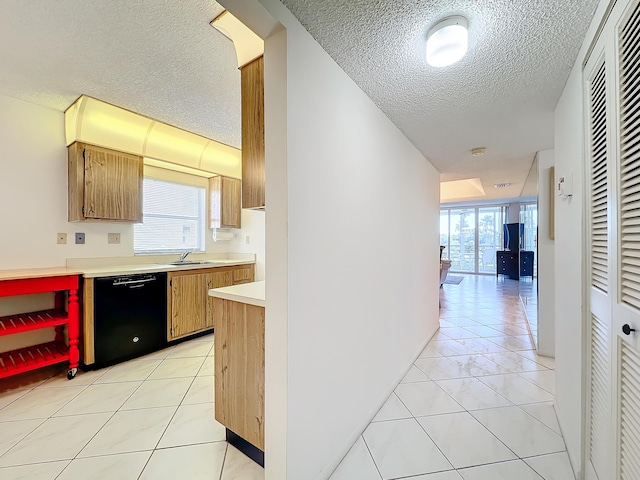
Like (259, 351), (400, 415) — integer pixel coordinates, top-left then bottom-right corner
(441, 178), (485, 202)
(211, 11), (265, 68)
(280, 0), (599, 199)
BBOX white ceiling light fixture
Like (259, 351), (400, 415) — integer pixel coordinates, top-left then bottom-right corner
(426, 16), (469, 68)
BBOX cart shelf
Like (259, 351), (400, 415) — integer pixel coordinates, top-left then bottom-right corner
(0, 310), (69, 336)
(0, 341), (69, 379)
(0, 271), (80, 380)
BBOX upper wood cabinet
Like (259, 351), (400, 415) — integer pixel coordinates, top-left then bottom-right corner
(68, 142), (143, 222)
(209, 176), (241, 229)
(241, 56), (265, 210)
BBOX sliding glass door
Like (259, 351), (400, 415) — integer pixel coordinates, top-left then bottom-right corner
(441, 205), (507, 274)
(448, 209), (476, 272)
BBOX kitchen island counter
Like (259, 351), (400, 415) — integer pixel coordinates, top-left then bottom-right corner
(207, 280), (264, 307)
(208, 280), (265, 465)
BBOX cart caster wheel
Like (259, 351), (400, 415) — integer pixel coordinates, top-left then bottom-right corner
(67, 368), (77, 380)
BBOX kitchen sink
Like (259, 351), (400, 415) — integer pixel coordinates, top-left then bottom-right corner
(168, 260), (243, 266)
(168, 260), (211, 265)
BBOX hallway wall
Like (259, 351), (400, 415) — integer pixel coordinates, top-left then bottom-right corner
(223, 1), (441, 479)
(554, 55), (586, 477)
(536, 149), (556, 357)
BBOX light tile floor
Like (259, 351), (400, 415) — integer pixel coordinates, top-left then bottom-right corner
(329, 275), (574, 480)
(1, 275), (569, 480)
(0, 333), (264, 480)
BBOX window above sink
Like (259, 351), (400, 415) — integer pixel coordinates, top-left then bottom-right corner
(134, 178), (206, 254)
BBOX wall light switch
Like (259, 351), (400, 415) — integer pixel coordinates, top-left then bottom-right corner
(108, 233), (121, 244)
(75, 233), (85, 245)
(245, 235), (251, 245)
(57, 233), (67, 244)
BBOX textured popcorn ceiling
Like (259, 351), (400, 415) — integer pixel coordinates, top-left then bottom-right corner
(0, 0), (240, 148)
(281, 0), (599, 201)
(0, 1), (599, 201)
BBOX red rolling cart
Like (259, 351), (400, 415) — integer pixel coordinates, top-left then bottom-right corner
(0, 269), (80, 380)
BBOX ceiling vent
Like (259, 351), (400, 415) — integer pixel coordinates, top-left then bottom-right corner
(494, 183), (512, 189)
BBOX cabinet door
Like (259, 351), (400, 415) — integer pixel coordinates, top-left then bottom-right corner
(241, 56), (265, 209)
(206, 270), (233, 329)
(221, 177), (241, 228)
(83, 145), (143, 221)
(232, 265), (255, 285)
(169, 273), (207, 340)
(209, 176), (241, 229)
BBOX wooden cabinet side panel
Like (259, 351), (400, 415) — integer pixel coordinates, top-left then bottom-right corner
(214, 299), (265, 450)
(209, 176), (222, 229)
(222, 177), (241, 228)
(241, 56), (265, 209)
(170, 273), (207, 339)
(68, 142), (85, 221)
(82, 277), (95, 365)
(83, 145), (143, 221)
(206, 271), (233, 329)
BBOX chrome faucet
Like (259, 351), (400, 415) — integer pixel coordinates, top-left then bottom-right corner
(179, 251), (192, 262)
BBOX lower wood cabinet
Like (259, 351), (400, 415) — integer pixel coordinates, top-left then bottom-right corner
(213, 297), (265, 451)
(168, 272), (209, 340)
(167, 265), (255, 341)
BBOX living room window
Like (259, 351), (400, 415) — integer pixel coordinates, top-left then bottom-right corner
(134, 178), (206, 254)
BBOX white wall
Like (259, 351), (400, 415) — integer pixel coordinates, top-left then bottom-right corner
(229, 209), (265, 280)
(224, 1), (441, 479)
(553, 62), (585, 472)
(0, 95), (133, 269)
(536, 150), (555, 357)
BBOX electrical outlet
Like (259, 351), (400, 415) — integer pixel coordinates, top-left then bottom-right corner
(108, 233), (121, 244)
(57, 233), (67, 245)
(245, 235), (250, 245)
(75, 233), (85, 245)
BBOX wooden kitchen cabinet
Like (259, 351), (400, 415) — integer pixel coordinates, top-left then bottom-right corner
(232, 265), (255, 285)
(213, 296), (265, 451)
(241, 56), (265, 210)
(167, 264), (254, 341)
(168, 272), (208, 340)
(68, 142), (143, 222)
(209, 176), (241, 229)
(206, 270), (233, 329)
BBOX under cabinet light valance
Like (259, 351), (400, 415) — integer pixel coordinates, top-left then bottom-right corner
(65, 95), (241, 178)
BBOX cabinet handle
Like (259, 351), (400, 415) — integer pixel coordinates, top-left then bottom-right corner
(623, 324), (636, 335)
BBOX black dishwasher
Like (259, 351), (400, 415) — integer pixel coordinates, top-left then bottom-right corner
(93, 272), (167, 367)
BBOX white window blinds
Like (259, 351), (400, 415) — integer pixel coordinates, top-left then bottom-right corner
(134, 178), (206, 254)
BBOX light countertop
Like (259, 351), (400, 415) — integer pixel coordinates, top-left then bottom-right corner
(0, 267), (83, 282)
(208, 281), (265, 308)
(80, 259), (255, 278)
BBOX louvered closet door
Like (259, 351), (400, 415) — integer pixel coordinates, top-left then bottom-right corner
(585, 45), (614, 480)
(614, 2), (640, 478)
